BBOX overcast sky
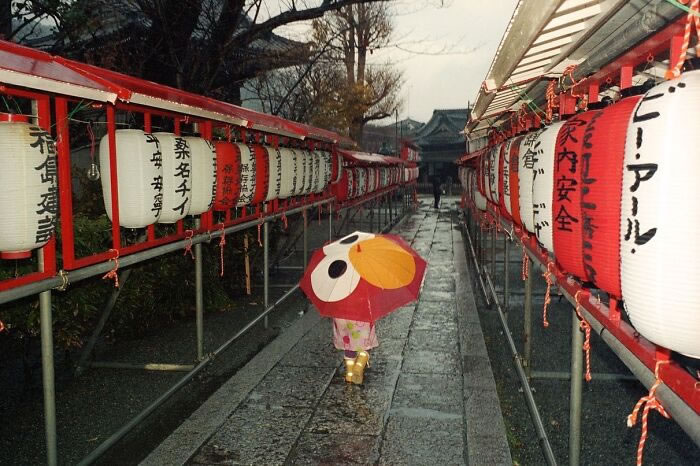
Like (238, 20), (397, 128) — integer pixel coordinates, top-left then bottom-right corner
(377, 0), (519, 123)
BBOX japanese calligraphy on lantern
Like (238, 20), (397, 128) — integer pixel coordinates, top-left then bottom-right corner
(274, 148), (282, 198)
(237, 143), (255, 207)
(530, 122), (563, 250)
(347, 168), (355, 198)
(145, 133), (164, 218)
(31, 127), (58, 244)
(207, 140), (217, 209)
(553, 115), (587, 234)
(291, 148), (300, 195)
(579, 110), (603, 282)
(623, 91), (663, 254)
(171, 137), (191, 216)
(313, 151), (321, 192)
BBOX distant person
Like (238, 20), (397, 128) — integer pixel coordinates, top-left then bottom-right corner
(333, 318), (377, 384)
(432, 175), (442, 209)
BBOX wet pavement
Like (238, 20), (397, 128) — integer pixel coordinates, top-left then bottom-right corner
(142, 197), (511, 465)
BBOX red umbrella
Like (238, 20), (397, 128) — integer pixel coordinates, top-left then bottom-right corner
(299, 231), (427, 323)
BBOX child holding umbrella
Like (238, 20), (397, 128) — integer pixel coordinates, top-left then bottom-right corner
(300, 231), (426, 385)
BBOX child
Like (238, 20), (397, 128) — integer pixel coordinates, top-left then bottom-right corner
(332, 318), (378, 384)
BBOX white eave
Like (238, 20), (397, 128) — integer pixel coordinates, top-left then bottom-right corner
(466, 0), (633, 137)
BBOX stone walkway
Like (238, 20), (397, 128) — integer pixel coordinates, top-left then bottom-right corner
(142, 198), (511, 465)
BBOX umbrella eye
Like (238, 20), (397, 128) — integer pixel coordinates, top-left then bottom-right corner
(340, 234), (359, 244)
(328, 260), (348, 278)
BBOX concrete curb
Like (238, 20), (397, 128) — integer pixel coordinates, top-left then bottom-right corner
(453, 224), (513, 465)
(140, 309), (321, 466)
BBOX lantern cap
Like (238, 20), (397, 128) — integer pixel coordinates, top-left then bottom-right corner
(1, 250), (32, 260)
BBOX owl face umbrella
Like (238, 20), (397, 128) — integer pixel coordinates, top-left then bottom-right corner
(299, 231), (427, 323)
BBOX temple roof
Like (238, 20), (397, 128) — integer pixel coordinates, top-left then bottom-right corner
(412, 109), (469, 148)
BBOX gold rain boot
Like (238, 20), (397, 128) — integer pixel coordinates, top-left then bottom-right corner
(351, 351), (369, 384)
(343, 358), (355, 383)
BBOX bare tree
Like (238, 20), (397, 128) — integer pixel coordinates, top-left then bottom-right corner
(311, 2), (401, 142)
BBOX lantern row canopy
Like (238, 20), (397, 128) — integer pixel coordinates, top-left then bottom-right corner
(0, 39), (354, 146)
(464, 0), (686, 138)
(338, 149), (405, 166)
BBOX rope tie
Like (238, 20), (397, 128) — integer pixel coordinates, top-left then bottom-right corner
(183, 230), (194, 259)
(666, 0), (700, 79)
(574, 290), (593, 382)
(562, 64), (583, 94)
(627, 360), (672, 466)
(102, 248), (120, 287)
(521, 246), (530, 281)
(542, 261), (555, 328)
(218, 223), (226, 277)
(281, 211), (288, 230)
(257, 215), (263, 246)
(545, 80), (558, 122)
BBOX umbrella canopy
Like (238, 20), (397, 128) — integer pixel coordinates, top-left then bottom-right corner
(300, 231), (427, 323)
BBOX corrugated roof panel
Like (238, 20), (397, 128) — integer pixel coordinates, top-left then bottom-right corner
(534, 22), (588, 45)
(465, 0), (644, 135)
(545, 4), (602, 31)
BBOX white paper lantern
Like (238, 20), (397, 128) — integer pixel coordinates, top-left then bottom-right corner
(289, 148), (303, 196)
(296, 147), (309, 197)
(481, 151), (490, 200)
(302, 150), (309, 194)
(314, 150), (328, 193)
(310, 149), (321, 193)
(0, 116), (58, 259)
(304, 150), (321, 194)
(367, 167), (376, 193)
(518, 129), (543, 234)
(300, 148), (311, 195)
(101, 129), (163, 228)
(266, 147), (282, 201)
(278, 147), (296, 199)
(620, 71), (700, 358)
(347, 168), (356, 198)
(324, 151), (333, 188)
(355, 167), (368, 197)
(489, 143), (501, 204)
(473, 170), (487, 211)
(501, 138), (513, 217)
(236, 143), (256, 207)
(532, 121), (565, 252)
(185, 137), (216, 215)
(154, 133), (192, 223)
